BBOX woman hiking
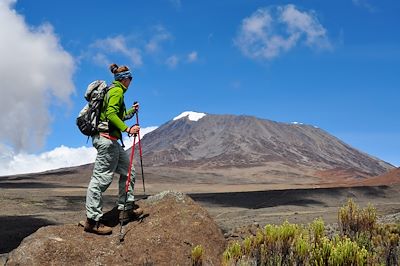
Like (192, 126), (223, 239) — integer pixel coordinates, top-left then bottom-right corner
(84, 63), (143, 235)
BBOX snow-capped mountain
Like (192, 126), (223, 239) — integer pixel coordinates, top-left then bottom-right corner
(139, 112), (394, 180)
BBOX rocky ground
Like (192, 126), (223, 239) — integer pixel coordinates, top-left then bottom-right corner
(5, 192), (226, 265)
(0, 169), (399, 265)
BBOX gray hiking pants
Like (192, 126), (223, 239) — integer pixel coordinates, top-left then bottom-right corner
(86, 135), (136, 221)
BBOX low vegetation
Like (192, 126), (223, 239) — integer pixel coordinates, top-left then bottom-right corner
(192, 199), (399, 265)
(191, 245), (205, 266)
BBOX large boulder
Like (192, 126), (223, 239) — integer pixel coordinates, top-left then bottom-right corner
(6, 191), (226, 265)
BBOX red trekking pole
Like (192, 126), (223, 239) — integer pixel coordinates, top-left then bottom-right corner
(119, 130), (137, 241)
(135, 111), (146, 195)
(126, 132), (137, 196)
(119, 105), (146, 241)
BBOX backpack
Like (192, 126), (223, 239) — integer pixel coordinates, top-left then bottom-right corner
(76, 80), (110, 137)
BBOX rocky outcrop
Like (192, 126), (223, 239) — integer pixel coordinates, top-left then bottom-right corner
(6, 191), (226, 265)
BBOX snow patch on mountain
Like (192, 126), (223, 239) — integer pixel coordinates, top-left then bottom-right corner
(173, 111), (206, 121)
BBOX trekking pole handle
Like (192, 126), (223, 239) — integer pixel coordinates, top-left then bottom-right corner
(133, 101), (139, 114)
(127, 123), (139, 137)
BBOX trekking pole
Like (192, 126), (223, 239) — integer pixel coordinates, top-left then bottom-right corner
(135, 111), (146, 196)
(119, 131), (137, 242)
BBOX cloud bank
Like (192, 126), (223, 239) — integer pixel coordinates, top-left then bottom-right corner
(235, 4), (331, 60)
(0, 0), (75, 151)
(0, 126), (158, 176)
(0, 144), (96, 176)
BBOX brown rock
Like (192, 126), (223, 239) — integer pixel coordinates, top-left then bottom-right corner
(6, 191), (226, 265)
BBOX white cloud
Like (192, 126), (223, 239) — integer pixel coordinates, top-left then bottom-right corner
(279, 5), (331, 49)
(235, 5), (331, 60)
(89, 26), (175, 68)
(166, 55), (179, 68)
(0, 144), (96, 176)
(91, 35), (143, 67)
(92, 52), (110, 66)
(0, 126), (158, 176)
(0, 0), (75, 152)
(187, 51), (198, 62)
(145, 26), (173, 54)
(352, 0), (376, 12)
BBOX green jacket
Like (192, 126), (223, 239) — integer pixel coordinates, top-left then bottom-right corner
(99, 81), (135, 139)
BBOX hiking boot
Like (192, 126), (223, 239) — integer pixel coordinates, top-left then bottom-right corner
(84, 218), (112, 235)
(119, 207), (144, 222)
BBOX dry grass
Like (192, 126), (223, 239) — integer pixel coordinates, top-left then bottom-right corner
(221, 200), (400, 266)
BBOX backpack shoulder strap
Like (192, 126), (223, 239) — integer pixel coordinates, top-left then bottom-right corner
(103, 83), (115, 105)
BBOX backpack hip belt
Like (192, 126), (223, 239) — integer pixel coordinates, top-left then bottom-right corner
(99, 132), (118, 141)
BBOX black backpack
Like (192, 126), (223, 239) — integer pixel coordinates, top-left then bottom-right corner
(76, 80), (110, 137)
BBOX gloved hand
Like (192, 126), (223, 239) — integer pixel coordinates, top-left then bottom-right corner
(126, 125), (140, 135)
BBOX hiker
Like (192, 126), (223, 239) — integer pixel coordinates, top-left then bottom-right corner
(84, 63), (143, 235)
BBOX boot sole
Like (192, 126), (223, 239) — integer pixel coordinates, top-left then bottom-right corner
(119, 214), (144, 224)
(83, 228), (113, 235)
(79, 220), (113, 235)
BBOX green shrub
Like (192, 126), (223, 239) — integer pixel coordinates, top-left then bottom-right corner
(310, 236), (333, 266)
(372, 223), (400, 265)
(338, 199), (377, 239)
(337, 199), (400, 264)
(293, 233), (310, 265)
(191, 245), (204, 266)
(242, 236), (253, 257)
(310, 218), (325, 244)
(222, 241), (242, 266)
(328, 237), (368, 266)
(222, 200), (399, 265)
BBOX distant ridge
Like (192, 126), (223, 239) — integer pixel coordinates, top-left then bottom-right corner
(354, 167), (400, 186)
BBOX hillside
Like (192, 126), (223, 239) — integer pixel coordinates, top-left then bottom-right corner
(354, 167), (400, 186)
(138, 112), (394, 184)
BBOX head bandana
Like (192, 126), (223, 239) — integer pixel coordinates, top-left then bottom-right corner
(114, 70), (132, 81)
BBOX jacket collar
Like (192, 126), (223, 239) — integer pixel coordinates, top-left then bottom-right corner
(112, 80), (127, 92)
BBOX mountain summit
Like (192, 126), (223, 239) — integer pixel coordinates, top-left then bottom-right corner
(140, 113), (393, 183)
(173, 111), (206, 121)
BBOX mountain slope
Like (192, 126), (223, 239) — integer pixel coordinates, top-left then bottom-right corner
(140, 113), (393, 180)
(355, 167), (400, 186)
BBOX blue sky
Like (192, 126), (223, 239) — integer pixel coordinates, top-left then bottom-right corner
(0, 0), (399, 175)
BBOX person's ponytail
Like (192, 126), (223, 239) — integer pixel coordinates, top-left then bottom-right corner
(109, 63), (119, 74)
